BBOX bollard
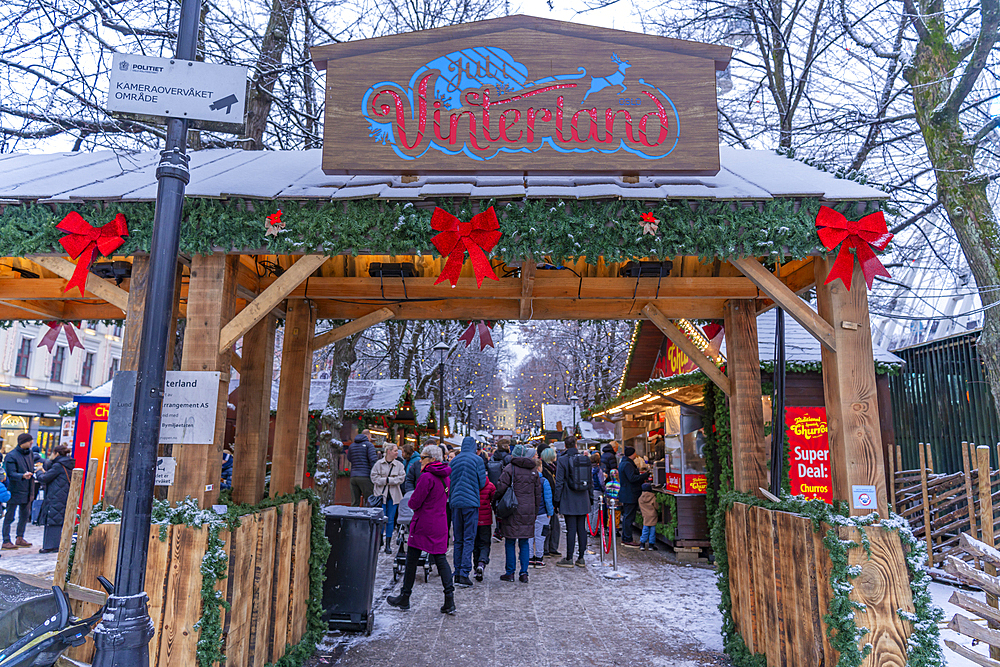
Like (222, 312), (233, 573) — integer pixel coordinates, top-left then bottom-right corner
(604, 498), (626, 579)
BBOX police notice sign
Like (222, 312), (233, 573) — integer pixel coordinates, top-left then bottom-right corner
(108, 53), (247, 123)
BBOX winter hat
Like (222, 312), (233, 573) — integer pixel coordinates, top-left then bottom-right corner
(624, 446), (636, 458)
(512, 444), (526, 458)
(16, 433), (32, 447)
(642, 483), (652, 493)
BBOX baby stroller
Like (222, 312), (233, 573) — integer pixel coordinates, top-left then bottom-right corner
(391, 491), (432, 584)
(0, 574), (111, 667)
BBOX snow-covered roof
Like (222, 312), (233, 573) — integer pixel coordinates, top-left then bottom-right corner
(75, 379), (114, 400)
(264, 377), (408, 412)
(720, 308), (903, 365)
(413, 399), (433, 425)
(0, 147), (887, 203)
(542, 404), (582, 431)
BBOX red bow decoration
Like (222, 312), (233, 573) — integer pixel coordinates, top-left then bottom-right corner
(815, 206), (892, 290)
(37, 322), (84, 354)
(57, 212), (129, 295)
(458, 321), (495, 350)
(431, 207), (501, 288)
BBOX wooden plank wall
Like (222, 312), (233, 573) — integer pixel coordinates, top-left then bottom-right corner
(65, 501), (313, 667)
(726, 502), (840, 667)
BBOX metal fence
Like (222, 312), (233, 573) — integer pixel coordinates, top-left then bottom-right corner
(889, 330), (1000, 474)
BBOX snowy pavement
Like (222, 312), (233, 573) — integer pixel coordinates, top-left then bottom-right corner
(311, 533), (727, 667)
(0, 523), (59, 578)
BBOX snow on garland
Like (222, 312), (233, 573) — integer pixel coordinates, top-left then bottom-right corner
(712, 491), (944, 667)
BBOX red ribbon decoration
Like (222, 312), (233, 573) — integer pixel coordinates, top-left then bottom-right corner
(431, 207), (501, 288)
(37, 322), (84, 354)
(815, 206), (892, 290)
(457, 320), (495, 350)
(57, 211), (129, 295)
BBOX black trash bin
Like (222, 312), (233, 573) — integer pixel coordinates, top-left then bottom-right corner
(321, 505), (386, 635)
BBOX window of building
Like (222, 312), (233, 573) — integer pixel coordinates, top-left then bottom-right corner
(50, 346), (66, 383)
(14, 338), (32, 377)
(108, 357), (120, 382)
(81, 352), (95, 387)
(113, 324), (123, 337)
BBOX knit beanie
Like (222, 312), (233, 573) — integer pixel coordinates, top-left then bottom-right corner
(16, 433), (32, 446)
(624, 446), (636, 458)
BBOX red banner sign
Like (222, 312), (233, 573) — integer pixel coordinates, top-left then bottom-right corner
(663, 472), (706, 495)
(652, 340), (699, 379)
(786, 407), (832, 504)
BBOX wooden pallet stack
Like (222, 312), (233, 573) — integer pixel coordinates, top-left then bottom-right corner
(941, 532), (1000, 665)
(892, 442), (1000, 568)
(64, 500), (313, 667)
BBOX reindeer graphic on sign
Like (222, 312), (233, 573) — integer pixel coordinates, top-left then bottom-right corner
(581, 53), (631, 102)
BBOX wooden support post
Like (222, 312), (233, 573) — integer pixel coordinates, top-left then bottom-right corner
(69, 459), (99, 586)
(233, 315), (276, 505)
(53, 468), (84, 585)
(519, 260), (535, 320)
(896, 444), (903, 472)
(170, 253), (238, 507)
(271, 300), (316, 496)
(977, 444), (1000, 658)
(963, 442), (977, 538)
(643, 303), (731, 395)
(918, 442), (934, 568)
(723, 299), (767, 495)
(814, 255), (888, 517)
(887, 445), (896, 513)
(926, 443), (935, 474)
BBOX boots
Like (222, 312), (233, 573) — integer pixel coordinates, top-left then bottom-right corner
(386, 593), (410, 610)
(440, 593), (456, 615)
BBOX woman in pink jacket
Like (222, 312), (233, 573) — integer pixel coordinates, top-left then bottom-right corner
(387, 444), (456, 614)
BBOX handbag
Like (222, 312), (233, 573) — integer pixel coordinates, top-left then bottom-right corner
(367, 492), (384, 509)
(495, 483), (518, 519)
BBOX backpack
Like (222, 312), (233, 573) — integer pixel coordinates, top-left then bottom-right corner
(486, 459), (504, 487)
(495, 480), (518, 519)
(567, 452), (592, 492)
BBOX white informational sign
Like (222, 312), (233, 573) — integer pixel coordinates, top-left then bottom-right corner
(155, 457), (176, 486)
(107, 370), (221, 445)
(108, 53), (247, 123)
(59, 416), (76, 450)
(851, 484), (877, 510)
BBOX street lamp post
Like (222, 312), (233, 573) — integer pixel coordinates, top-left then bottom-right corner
(433, 341), (450, 442)
(463, 392), (474, 435)
(570, 393), (579, 438)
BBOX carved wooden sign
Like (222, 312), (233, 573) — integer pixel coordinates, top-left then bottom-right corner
(312, 15), (731, 175)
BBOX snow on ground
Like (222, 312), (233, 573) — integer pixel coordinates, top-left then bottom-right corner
(931, 580), (990, 667)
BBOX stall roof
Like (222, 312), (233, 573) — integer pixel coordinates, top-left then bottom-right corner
(73, 379), (114, 401)
(542, 404), (581, 431)
(0, 147), (887, 204)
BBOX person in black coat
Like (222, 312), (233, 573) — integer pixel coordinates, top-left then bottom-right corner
(554, 437), (593, 567)
(35, 446), (76, 553)
(3, 434), (37, 549)
(617, 446), (650, 547)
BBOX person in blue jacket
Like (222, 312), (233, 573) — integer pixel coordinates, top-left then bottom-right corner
(448, 436), (487, 588)
(530, 453), (555, 567)
(347, 431), (377, 507)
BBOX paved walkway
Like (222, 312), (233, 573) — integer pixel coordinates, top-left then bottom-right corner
(0, 523), (59, 577)
(314, 532), (727, 667)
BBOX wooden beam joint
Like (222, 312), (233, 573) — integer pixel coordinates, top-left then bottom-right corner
(642, 303), (731, 395)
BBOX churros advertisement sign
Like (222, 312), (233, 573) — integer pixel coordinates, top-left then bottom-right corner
(786, 407), (833, 504)
(312, 16), (728, 174)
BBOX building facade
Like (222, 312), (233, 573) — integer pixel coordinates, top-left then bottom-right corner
(0, 320), (122, 454)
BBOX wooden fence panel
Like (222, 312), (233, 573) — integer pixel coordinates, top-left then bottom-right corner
(726, 502), (752, 652)
(66, 522), (120, 663)
(269, 502), (296, 663)
(157, 525), (208, 667)
(146, 527), (172, 667)
(748, 505), (783, 667)
(224, 515), (259, 667)
(250, 507), (278, 667)
(775, 512), (822, 667)
(289, 500), (312, 646)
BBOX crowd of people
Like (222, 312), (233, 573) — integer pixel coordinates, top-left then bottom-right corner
(343, 431), (658, 615)
(0, 432), (77, 554)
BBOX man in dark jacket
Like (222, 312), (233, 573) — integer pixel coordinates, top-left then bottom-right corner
(3, 434), (36, 549)
(618, 446), (650, 547)
(601, 441), (619, 479)
(449, 436), (487, 587)
(554, 437), (593, 567)
(347, 431), (377, 507)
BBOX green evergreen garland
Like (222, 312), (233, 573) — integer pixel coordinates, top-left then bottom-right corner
(653, 491), (678, 540)
(0, 197), (881, 263)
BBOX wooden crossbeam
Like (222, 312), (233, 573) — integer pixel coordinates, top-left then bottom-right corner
(642, 303), (731, 395)
(730, 256), (836, 352)
(29, 256), (129, 311)
(519, 261), (535, 320)
(312, 307), (395, 351)
(0, 298), (62, 319)
(218, 254), (327, 354)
